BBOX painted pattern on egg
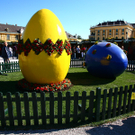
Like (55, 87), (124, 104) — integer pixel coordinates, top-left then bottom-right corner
(85, 42), (128, 78)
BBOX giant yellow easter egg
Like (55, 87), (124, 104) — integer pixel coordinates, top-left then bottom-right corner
(18, 9), (71, 84)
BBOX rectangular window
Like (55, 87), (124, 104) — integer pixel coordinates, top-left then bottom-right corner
(98, 30), (100, 33)
(7, 34), (10, 40)
(109, 33), (111, 35)
(103, 33), (105, 35)
(98, 33), (100, 36)
(116, 29), (118, 32)
(15, 35), (19, 40)
(109, 29), (111, 32)
(103, 30), (105, 33)
(122, 32), (124, 35)
(122, 29), (124, 32)
(116, 32), (118, 35)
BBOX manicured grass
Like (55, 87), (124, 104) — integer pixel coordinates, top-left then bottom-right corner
(0, 68), (135, 128)
(0, 68), (135, 95)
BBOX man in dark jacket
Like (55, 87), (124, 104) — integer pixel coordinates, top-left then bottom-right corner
(1, 42), (11, 63)
(1, 42), (11, 73)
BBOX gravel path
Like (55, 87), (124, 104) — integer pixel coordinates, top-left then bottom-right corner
(0, 115), (135, 135)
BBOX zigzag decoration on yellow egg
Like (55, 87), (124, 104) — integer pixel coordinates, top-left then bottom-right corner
(17, 38), (72, 56)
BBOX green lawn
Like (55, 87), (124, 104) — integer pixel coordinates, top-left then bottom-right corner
(0, 68), (135, 128)
(0, 68), (135, 95)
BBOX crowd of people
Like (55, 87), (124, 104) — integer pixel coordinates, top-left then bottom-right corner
(0, 42), (18, 62)
(72, 45), (87, 59)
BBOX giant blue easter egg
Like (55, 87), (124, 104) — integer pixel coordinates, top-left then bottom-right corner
(85, 42), (128, 78)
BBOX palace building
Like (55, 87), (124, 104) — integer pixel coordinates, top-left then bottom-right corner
(0, 23), (25, 44)
(89, 20), (135, 41)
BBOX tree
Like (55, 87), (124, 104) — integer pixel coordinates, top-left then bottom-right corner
(0, 40), (4, 43)
(77, 35), (82, 39)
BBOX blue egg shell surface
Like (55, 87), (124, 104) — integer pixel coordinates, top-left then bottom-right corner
(85, 42), (128, 78)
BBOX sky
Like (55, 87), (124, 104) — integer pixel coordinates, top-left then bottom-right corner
(0, 0), (135, 39)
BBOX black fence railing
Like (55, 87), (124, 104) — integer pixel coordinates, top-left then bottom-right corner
(0, 85), (135, 128)
(0, 60), (135, 73)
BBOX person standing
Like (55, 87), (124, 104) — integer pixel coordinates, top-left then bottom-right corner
(9, 46), (13, 58)
(1, 42), (11, 62)
(13, 45), (17, 58)
(76, 45), (81, 59)
(81, 46), (86, 59)
(73, 45), (76, 59)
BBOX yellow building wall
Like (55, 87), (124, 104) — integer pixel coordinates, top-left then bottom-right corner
(90, 25), (134, 41)
(133, 29), (135, 38)
(0, 33), (20, 42)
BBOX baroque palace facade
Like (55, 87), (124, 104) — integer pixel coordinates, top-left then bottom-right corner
(89, 20), (135, 41)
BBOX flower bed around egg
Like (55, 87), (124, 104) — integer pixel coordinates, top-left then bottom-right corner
(17, 78), (72, 92)
(17, 38), (72, 56)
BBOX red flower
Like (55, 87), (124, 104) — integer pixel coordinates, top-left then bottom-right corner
(50, 88), (53, 91)
(48, 39), (52, 44)
(36, 48), (39, 52)
(40, 87), (44, 91)
(43, 87), (47, 91)
(57, 87), (60, 90)
(34, 40), (38, 43)
(44, 45), (47, 49)
(48, 52), (51, 55)
(50, 83), (54, 87)
(57, 41), (60, 44)
(64, 84), (67, 88)
(63, 80), (66, 83)
(51, 50), (54, 53)
(35, 87), (40, 90)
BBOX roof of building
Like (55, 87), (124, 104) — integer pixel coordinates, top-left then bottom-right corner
(65, 31), (77, 39)
(130, 23), (135, 28)
(91, 20), (134, 28)
(0, 23), (25, 33)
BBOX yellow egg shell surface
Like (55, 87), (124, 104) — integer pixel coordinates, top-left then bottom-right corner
(23, 9), (67, 43)
(19, 9), (71, 84)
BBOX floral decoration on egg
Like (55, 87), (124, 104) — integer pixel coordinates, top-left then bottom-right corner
(17, 38), (72, 56)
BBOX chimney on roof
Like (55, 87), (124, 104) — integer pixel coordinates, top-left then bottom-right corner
(120, 21), (121, 25)
(15, 24), (17, 26)
(6, 23), (8, 25)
